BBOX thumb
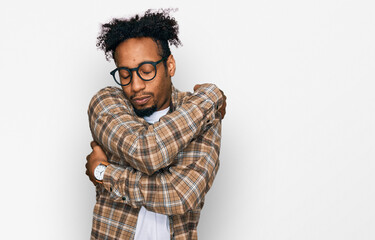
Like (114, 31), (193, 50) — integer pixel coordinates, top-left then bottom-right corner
(193, 84), (202, 92)
(90, 141), (99, 149)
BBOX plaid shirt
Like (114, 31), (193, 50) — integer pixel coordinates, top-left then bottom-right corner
(88, 84), (223, 240)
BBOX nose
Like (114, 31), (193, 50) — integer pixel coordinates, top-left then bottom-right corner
(130, 71), (146, 93)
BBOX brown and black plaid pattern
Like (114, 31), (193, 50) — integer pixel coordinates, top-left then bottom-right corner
(88, 84), (223, 239)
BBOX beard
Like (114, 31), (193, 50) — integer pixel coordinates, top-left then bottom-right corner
(128, 91), (157, 117)
(133, 104), (158, 117)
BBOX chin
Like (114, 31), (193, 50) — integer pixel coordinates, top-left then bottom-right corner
(133, 105), (157, 117)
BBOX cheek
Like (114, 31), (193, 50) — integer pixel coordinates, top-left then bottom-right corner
(155, 80), (171, 102)
(121, 87), (132, 99)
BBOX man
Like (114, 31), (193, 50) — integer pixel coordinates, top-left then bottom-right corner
(85, 9), (226, 240)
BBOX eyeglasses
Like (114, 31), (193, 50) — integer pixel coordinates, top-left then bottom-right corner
(110, 56), (168, 86)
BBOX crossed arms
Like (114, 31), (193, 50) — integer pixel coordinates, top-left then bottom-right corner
(86, 84), (225, 215)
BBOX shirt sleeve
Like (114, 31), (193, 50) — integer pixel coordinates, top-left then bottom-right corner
(101, 116), (222, 215)
(88, 84), (223, 175)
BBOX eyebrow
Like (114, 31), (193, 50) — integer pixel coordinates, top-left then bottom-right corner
(117, 59), (158, 69)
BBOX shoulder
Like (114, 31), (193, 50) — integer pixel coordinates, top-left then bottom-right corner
(93, 86), (124, 99)
(171, 85), (193, 109)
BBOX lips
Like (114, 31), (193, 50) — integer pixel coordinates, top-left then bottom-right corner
(132, 96), (151, 106)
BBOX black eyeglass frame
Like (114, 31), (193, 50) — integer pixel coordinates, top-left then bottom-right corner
(110, 56), (169, 86)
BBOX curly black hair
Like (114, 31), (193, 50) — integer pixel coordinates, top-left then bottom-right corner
(97, 9), (182, 61)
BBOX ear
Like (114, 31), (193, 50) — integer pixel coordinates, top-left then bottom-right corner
(166, 55), (176, 77)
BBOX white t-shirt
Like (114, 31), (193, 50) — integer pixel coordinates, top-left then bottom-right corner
(134, 107), (171, 240)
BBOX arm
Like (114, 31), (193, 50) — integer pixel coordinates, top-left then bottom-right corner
(88, 84), (223, 175)
(101, 116), (222, 215)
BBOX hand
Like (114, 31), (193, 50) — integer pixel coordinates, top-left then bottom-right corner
(218, 90), (227, 119)
(194, 84), (227, 119)
(85, 141), (108, 186)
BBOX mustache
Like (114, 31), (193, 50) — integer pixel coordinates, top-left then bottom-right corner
(130, 92), (154, 100)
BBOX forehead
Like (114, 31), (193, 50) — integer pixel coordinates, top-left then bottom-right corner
(114, 37), (160, 67)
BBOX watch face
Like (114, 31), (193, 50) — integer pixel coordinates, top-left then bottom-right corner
(94, 164), (107, 181)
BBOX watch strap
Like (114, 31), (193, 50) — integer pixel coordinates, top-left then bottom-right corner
(100, 161), (110, 167)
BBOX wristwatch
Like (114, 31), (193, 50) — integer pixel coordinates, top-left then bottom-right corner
(94, 161), (109, 183)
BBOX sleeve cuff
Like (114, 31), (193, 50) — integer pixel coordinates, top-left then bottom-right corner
(102, 164), (116, 193)
(102, 164), (143, 206)
(102, 164), (127, 200)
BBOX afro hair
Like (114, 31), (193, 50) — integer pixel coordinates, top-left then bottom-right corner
(97, 8), (182, 61)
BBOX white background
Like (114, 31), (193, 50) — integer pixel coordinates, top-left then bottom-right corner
(0, 0), (374, 239)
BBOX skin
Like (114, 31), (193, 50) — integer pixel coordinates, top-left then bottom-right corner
(85, 141), (106, 186)
(114, 37), (176, 112)
(86, 37), (227, 185)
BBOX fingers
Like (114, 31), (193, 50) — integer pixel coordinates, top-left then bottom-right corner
(219, 108), (226, 119)
(90, 141), (99, 149)
(87, 142), (101, 187)
(193, 84), (202, 92)
(220, 90), (227, 101)
(85, 159), (97, 186)
(219, 90), (227, 119)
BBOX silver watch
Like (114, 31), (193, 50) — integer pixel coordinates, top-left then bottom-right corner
(94, 163), (108, 181)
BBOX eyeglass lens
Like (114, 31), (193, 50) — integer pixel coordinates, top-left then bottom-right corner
(114, 63), (157, 85)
